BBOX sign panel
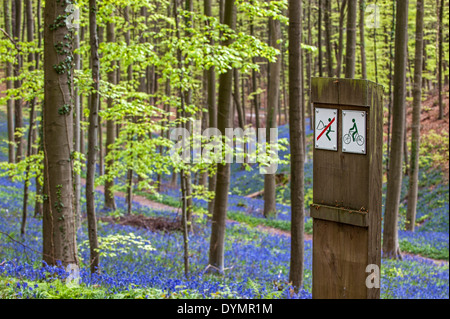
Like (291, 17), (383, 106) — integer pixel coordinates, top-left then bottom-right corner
(342, 110), (366, 154)
(315, 108), (337, 151)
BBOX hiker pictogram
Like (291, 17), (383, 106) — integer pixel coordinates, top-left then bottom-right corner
(315, 108), (337, 151)
(316, 117), (335, 141)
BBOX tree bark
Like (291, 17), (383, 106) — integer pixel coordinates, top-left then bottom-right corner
(438, 0), (443, 119)
(406, 0), (424, 231)
(345, 0), (357, 78)
(73, 5), (81, 228)
(335, 0), (347, 77)
(43, 0), (78, 267)
(21, 0), (36, 236)
(104, 18), (116, 211)
(383, 0), (409, 260)
(318, 0), (323, 77)
(288, 0), (305, 292)
(208, 0), (235, 274)
(4, 0), (15, 164)
(86, 0), (101, 273)
(359, 0), (367, 79)
(206, 0), (217, 217)
(324, 0), (333, 77)
(263, 13), (281, 218)
(13, 0), (24, 162)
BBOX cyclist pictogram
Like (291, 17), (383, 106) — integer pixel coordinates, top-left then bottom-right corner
(342, 110), (366, 154)
(343, 118), (365, 146)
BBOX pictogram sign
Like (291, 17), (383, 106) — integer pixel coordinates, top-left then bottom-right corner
(342, 110), (366, 154)
(315, 108), (337, 151)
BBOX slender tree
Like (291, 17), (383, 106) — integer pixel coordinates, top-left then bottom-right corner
(21, 0), (37, 236)
(205, 0), (217, 217)
(73, 2), (81, 227)
(438, 0), (444, 119)
(318, 0), (323, 77)
(383, 0), (409, 260)
(3, 0), (15, 164)
(359, 0), (367, 79)
(288, 0), (305, 291)
(42, 0), (79, 267)
(263, 12), (281, 218)
(406, 0), (424, 231)
(104, 18), (116, 211)
(12, 0), (24, 162)
(86, 0), (101, 273)
(335, 0), (347, 77)
(324, 0), (333, 77)
(345, 0), (357, 78)
(208, 0), (235, 274)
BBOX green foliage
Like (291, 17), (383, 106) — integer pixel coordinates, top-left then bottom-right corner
(79, 232), (155, 259)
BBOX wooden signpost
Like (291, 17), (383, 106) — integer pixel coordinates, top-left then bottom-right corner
(310, 77), (384, 299)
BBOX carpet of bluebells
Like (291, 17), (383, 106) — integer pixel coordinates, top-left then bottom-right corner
(0, 116), (448, 299)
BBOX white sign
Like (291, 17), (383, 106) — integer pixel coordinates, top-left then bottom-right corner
(315, 108), (337, 151)
(342, 110), (366, 154)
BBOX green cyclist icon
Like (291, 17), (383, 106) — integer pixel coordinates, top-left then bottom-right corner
(343, 118), (364, 146)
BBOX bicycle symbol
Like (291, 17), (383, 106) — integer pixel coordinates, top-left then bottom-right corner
(343, 131), (364, 146)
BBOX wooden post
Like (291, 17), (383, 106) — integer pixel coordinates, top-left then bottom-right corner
(310, 77), (383, 299)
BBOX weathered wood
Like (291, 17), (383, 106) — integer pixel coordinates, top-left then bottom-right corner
(310, 204), (368, 227)
(311, 78), (383, 299)
(312, 219), (368, 299)
(311, 77), (374, 107)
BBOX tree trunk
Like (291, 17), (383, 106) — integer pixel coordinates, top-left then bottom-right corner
(208, 0), (235, 274)
(335, 0), (347, 77)
(263, 13), (281, 218)
(20, 0), (36, 236)
(345, 0), (357, 78)
(288, 0), (305, 292)
(86, 0), (101, 273)
(73, 5), (81, 229)
(233, 68), (245, 129)
(4, 0), (15, 164)
(104, 19), (116, 211)
(318, 0), (323, 77)
(359, 0), (367, 79)
(324, 0), (333, 77)
(406, 0), (424, 232)
(42, 0), (78, 267)
(250, 3), (260, 131)
(206, 0), (217, 217)
(383, 0), (409, 260)
(438, 0), (443, 119)
(13, 0), (24, 162)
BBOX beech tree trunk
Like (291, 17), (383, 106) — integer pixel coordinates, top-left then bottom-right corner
(406, 0), (424, 231)
(383, 0), (409, 260)
(86, 0), (101, 273)
(345, 0), (357, 78)
(104, 18), (116, 211)
(263, 12), (281, 218)
(359, 0), (367, 79)
(3, 0), (15, 164)
(42, 0), (78, 267)
(205, 0), (217, 217)
(208, 0), (235, 274)
(13, 0), (24, 162)
(288, 0), (305, 292)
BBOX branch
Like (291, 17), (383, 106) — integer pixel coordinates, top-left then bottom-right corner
(0, 27), (21, 52)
